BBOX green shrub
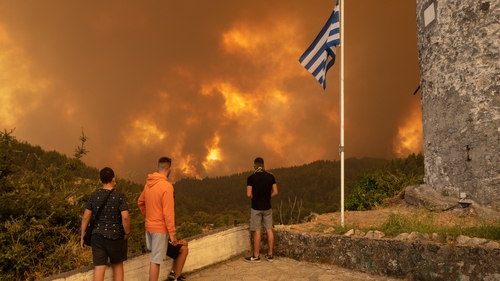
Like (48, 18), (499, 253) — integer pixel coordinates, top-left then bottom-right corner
(176, 222), (203, 240)
(0, 130), (146, 280)
(345, 153), (424, 211)
(345, 173), (385, 211)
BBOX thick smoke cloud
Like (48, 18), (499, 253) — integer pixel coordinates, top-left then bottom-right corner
(0, 1), (422, 183)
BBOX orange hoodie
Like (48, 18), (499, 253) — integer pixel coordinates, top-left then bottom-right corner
(138, 172), (176, 236)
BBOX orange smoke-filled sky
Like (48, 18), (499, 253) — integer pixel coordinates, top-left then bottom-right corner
(0, 1), (422, 183)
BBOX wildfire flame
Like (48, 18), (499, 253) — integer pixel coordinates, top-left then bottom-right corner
(393, 101), (423, 157)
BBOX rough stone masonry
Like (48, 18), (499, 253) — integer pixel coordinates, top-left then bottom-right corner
(416, 0), (500, 209)
(274, 228), (500, 281)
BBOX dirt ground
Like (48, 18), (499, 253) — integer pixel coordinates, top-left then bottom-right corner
(288, 198), (489, 235)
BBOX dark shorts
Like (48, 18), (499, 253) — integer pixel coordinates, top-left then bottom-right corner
(91, 234), (128, 266)
(167, 242), (183, 259)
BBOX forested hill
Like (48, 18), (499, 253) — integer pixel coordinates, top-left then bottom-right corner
(173, 157), (390, 225)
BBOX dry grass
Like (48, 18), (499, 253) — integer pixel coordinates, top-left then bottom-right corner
(289, 197), (500, 241)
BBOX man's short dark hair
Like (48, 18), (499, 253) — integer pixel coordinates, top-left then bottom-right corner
(254, 157), (264, 166)
(158, 157), (172, 170)
(100, 167), (115, 184)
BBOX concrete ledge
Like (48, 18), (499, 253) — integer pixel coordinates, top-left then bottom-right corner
(39, 225), (250, 281)
(274, 229), (500, 280)
(183, 225), (250, 273)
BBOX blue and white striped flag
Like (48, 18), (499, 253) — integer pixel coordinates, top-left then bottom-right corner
(299, 1), (340, 89)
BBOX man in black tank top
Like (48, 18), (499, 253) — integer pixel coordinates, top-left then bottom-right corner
(244, 157), (278, 263)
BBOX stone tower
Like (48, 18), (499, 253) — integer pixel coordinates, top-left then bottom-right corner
(416, 0), (500, 209)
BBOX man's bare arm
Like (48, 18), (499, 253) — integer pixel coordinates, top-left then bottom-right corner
(121, 210), (131, 240)
(271, 183), (278, 197)
(246, 185), (253, 199)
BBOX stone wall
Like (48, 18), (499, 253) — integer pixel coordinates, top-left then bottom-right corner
(416, 0), (500, 208)
(274, 229), (500, 280)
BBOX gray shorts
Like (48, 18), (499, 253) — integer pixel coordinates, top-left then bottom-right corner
(145, 232), (169, 264)
(250, 208), (273, 231)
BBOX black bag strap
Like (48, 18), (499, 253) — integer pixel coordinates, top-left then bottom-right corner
(92, 189), (114, 222)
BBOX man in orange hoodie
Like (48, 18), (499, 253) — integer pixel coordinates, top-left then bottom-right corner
(138, 157), (186, 281)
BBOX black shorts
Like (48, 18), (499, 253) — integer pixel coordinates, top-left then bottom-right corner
(91, 234), (128, 265)
(167, 242), (183, 259)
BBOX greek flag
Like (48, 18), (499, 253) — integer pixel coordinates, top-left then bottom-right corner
(299, 1), (340, 89)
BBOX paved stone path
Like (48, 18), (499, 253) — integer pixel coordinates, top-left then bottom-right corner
(182, 256), (404, 281)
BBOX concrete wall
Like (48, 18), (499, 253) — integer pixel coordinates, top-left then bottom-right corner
(274, 229), (500, 280)
(39, 225), (250, 281)
(416, 0), (500, 208)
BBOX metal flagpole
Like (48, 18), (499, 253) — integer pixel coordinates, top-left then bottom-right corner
(339, 0), (345, 227)
(298, 0), (344, 226)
